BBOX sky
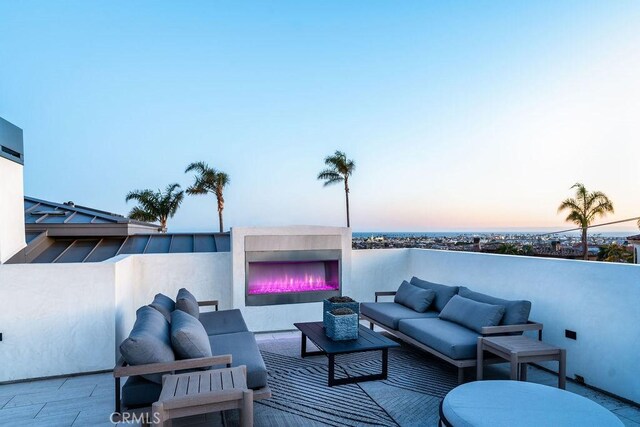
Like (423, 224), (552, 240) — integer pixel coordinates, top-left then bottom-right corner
(1, 1), (639, 233)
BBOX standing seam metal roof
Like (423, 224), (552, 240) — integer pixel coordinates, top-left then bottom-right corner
(24, 196), (160, 227)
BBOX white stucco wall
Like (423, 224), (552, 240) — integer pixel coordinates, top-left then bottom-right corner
(230, 226), (352, 331)
(0, 262), (116, 382)
(112, 252), (232, 356)
(0, 156), (25, 263)
(2, 239), (639, 404)
(403, 249), (640, 404)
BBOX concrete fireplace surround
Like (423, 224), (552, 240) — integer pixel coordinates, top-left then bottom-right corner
(231, 226), (352, 331)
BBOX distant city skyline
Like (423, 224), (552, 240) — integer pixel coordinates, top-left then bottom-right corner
(1, 1), (639, 232)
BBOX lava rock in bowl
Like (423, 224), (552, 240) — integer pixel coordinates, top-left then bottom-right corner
(323, 296), (360, 326)
(328, 296), (356, 304)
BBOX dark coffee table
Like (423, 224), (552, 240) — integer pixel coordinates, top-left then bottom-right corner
(294, 321), (400, 386)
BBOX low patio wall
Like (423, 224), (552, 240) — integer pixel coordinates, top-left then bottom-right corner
(1, 246), (638, 404)
(404, 249), (640, 404)
(0, 262), (116, 382)
(0, 252), (232, 383)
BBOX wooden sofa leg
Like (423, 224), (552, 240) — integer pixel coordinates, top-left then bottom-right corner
(457, 367), (465, 384)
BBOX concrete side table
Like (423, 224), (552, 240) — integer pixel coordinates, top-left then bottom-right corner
(477, 335), (566, 389)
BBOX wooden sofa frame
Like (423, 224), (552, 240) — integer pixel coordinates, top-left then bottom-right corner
(361, 291), (544, 383)
(113, 300), (271, 419)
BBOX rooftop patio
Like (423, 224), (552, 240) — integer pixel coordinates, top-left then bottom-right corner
(1, 225), (639, 426)
(1, 331), (639, 427)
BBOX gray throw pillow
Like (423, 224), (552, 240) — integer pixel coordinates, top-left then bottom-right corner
(439, 295), (505, 334)
(149, 293), (175, 322)
(120, 306), (175, 384)
(170, 310), (212, 359)
(176, 288), (199, 319)
(394, 281), (436, 313)
(410, 277), (459, 312)
(458, 287), (531, 325)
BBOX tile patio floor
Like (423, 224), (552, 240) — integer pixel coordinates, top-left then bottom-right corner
(1, 331), (638, 426)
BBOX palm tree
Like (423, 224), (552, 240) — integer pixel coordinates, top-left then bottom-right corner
(185, 161), (230, 232)
(558, 183), (614, 260)
(317, 150), (356, 227)
(125, 183), (184, 232)
(599, 243), (633, 263)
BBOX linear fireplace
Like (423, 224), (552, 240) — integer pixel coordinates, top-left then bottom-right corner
(245, 249), (341, 306)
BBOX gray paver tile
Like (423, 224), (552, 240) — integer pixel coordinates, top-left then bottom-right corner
(614, 407), (640, 423)
(0, 378), (66, 398)
(3, 384), (95, 409)
(12, 411), (78, 426)
(37, 394), (112, 418)
(0, 402), (45, 423)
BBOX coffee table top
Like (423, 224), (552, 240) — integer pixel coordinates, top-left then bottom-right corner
(294, 321), (400, 355)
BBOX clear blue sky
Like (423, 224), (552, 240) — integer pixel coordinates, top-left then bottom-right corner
(1, 1), (639, 232)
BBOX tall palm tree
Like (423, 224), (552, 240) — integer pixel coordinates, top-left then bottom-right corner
(185, 161), (230, 232)
(317, 150), (356, 227)
(125, 183), (184, 232)
(558, 183), (614, 260)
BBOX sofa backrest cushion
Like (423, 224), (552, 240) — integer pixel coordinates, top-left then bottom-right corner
(394, 281), (436, 313)
(458, 287), (531, 325)
(410, 277), (459, 312)
(439, 295), (505, 334)
(120, 305), (175, 384)
(149, 293), (175, 322)
(170, 310), (212, 360)
(176, 288), (199, 319)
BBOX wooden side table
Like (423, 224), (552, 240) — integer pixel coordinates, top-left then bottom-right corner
(152, 365), (253, 426)
(477, 335), (566, 389)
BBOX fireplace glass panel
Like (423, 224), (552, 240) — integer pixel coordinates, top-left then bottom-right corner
(247, 260), (339, 295)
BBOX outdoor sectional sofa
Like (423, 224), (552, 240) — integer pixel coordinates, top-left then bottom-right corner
(360, 277), (543, 382)
(113, 289), (271, 417)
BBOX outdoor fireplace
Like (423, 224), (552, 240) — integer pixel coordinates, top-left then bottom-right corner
(245, 250), (341, 306)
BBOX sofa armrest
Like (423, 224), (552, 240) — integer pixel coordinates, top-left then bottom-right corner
(481, 321), (543, 337)
(375, 291), (397, 302)
(198, 300), (219, 311)
(113, 354), (232, 378)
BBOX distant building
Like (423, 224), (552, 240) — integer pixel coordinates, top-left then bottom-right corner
(627, 234), (640, 264)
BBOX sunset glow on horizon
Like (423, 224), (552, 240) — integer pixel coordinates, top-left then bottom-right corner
(1, 1), (639, 232)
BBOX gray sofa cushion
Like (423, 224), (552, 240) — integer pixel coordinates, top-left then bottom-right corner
(149, 293), (175, 322)
(208, 332), (268, 390)
(439, 295), (505, 334)
(394, 281), (436, 313)
(398, 318), (479, 360)
(170, 310), (212, 359)
(410, 277), (459, 312)
(361, 302), (439, 329)
(176, 288), (199, 319)
(199, 309), (249, 336)
(458, 287), (531, 325)
(121, 375), (163, 408)
(119, 306), (175, 384)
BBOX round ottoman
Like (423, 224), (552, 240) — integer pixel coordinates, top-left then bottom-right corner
(440, 380), (623, 427)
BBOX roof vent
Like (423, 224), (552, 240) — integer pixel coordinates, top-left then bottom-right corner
(64, 201), (75, 207)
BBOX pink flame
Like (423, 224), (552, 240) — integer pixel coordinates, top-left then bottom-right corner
(248, 261), (339, 295)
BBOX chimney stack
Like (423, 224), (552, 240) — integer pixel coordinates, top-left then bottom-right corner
(0, 117), (25, 263)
